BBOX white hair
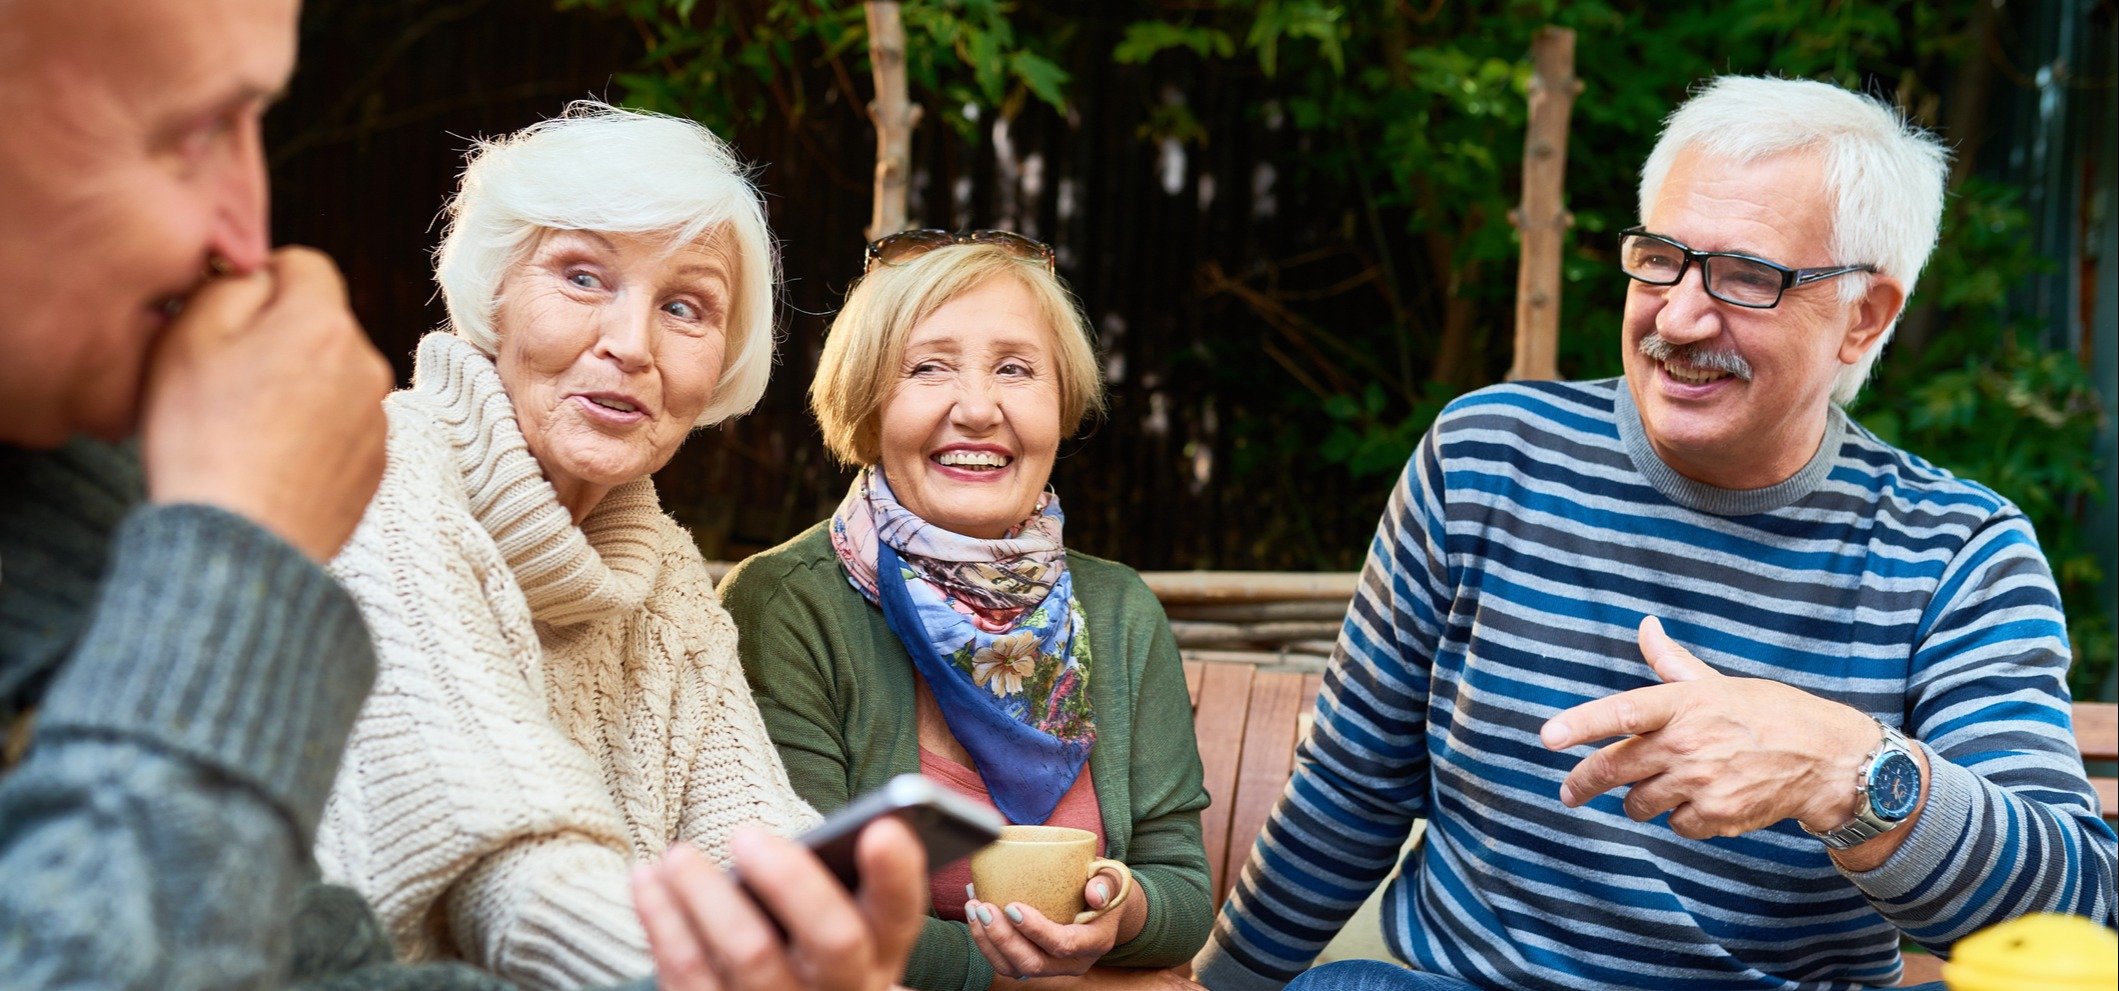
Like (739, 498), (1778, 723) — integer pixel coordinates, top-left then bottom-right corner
(1639, 76), (1950, 405)
(433, 100), (778, 426)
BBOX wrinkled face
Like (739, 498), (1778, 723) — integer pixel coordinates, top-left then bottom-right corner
(494, 228), (732, 516)
(1622, 148), (1894, 489)
(878, 277), (1063, 539)
(0, 0), (296, 447)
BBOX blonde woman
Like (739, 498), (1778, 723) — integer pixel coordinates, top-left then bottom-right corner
(723, 232), (1211, 991)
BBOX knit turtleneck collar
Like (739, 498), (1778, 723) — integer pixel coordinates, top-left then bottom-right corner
(409, 332), (662, 627)
(1614, 382), (1844, 517)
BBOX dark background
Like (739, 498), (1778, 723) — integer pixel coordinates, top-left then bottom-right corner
(261, 2), (2118, 688)
(268, 0), (1422, 569)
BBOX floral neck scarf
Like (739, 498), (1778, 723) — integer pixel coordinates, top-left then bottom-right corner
(831, 468), (1096, 824)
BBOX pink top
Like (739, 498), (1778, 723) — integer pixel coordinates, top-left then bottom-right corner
(919, 747), (1104, 922)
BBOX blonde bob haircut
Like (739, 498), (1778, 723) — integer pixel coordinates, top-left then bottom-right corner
(432, 100), (778, 427)
(810, 243), (1105, 467)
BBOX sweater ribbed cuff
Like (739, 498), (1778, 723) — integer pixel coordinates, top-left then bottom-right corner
(1838, 740), (1980, 901)
(35, 503), (376, 843)
(1191, 937), (1292, 991)
(1100, 867), (1211, 969)
(451, 838), (650, 991)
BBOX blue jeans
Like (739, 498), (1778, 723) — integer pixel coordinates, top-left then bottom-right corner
(1283, 959), (1950, 991)
(1284, 961), (1478, 991)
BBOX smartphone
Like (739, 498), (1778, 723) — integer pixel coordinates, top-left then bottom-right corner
(797, 773), (1005, 890)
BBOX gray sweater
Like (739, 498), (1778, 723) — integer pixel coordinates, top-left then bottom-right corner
(0, 439), (383, 989)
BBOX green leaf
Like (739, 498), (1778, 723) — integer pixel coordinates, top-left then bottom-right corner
(1113, 21), (1234, 64)
(1009, 50), (1070, 113)
(963, 26), (1004, 105)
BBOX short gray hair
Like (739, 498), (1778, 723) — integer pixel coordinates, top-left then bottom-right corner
(1639, 76), (1950, 405)
(433, 100), (778, 426)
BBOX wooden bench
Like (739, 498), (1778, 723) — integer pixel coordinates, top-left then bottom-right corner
(1178, 654), (2119, 986)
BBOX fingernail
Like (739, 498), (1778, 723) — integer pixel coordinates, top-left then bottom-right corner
(976, 905), (994, 926)
(1541, 720), (1569, 748)
(1559, 783), (1577, 806)
(1092, 880), (1109, 902)
(966, 883), (976, 902)
(1004, 905), (1024, 924)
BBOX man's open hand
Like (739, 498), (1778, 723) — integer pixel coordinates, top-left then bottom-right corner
(1539, 616), (1879, 840)
(140, 248), (391, 563)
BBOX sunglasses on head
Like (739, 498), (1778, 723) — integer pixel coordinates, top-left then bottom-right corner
(862, 229), (1056, 275)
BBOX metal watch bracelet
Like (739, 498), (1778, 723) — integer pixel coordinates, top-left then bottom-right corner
(1801, 719), (1917, 851)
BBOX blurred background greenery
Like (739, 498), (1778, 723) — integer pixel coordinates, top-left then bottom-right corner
(267, 0), (2116, 696)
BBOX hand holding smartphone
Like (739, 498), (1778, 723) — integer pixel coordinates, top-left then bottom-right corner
(786, 773), (1004, 891)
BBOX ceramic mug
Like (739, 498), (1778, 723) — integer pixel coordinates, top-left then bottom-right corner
(968, 825), (1133, 925)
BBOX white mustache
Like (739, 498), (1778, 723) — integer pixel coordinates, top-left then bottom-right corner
(1640, 333), (1753, 380)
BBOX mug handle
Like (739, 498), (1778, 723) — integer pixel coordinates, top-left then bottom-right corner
(1071, 859), (1134, 925)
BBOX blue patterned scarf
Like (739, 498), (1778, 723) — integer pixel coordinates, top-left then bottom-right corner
(831, 468), (1095, 824)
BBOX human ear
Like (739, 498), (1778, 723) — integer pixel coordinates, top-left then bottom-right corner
(1838, 274), (1907, 366)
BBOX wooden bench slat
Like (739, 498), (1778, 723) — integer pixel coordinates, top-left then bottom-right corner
(1222, 671), (1309, 904)
(1193, 662), (1256, 906)
(1299, 672), (1324, 744)
(1138, 571), (1360, 606)
(2073, 702), (2116, 761)
(1900, 953), (1944, 985)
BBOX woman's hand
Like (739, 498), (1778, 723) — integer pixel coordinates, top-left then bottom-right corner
(632, 819), (927, 991)
(966, 865), (1146, 980)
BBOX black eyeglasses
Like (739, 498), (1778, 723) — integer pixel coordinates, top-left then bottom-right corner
(863, 229), (1056, 275)
(1618, 227), (1876, 309)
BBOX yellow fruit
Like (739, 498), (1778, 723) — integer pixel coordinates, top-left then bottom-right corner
(1943, 913), (2118, 991)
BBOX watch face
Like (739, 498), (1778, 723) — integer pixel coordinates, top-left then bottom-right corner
(1869, 750), (1922, 820)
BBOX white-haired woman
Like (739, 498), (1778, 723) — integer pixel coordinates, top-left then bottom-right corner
(316, 103), (919, 991)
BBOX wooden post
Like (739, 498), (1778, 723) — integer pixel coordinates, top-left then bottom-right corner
(864, 1), (921, 240)
(1507, 27), (1580, 382)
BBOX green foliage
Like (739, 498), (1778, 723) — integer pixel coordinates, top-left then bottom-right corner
(1855, 181), (2113, 695)
(563, 0), (2111, 688)
(557, 0), (1068, 137)
(1320, 382), (1459, 481)
(1112, 22), (1235, 64)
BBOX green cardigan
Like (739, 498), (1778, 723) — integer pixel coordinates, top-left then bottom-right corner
(720, 521), (1212, 991)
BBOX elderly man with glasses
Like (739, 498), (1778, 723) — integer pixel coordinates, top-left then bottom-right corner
(1194, 75), (2116, 991)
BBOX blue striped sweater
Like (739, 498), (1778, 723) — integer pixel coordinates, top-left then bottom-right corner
(1194, 379), (2116, 991)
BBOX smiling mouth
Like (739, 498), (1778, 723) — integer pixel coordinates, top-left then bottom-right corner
(1663, 361), (1734, 386)
(572, 394), (648, 423)
(934, 450), (1012, 471)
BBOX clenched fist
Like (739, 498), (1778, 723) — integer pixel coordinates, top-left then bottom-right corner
(140, 247), (391, 562)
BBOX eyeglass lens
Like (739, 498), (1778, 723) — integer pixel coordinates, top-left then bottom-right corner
(1620, 233), (1785, 307)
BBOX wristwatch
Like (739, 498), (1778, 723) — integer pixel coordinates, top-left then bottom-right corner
(1802, 719), (1923, 850)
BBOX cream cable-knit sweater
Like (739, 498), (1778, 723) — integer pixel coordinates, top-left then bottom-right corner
(317, 332), (821, 991)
